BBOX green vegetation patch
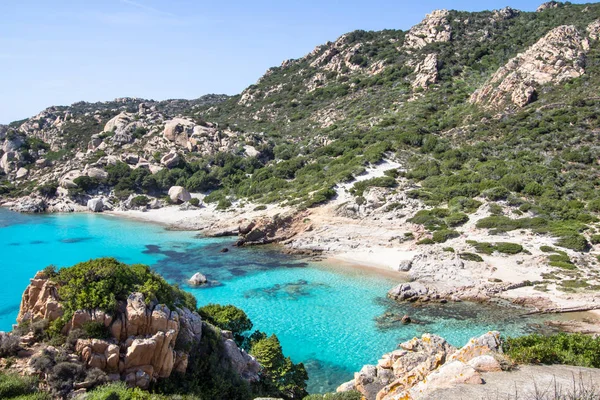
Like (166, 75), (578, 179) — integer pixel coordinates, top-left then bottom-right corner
(504, 333), (600, 368)
(48, 258), (197, 317)
(468, 241), (523, 255)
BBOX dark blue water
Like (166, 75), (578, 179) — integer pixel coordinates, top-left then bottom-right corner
(0, 208), (545, 393)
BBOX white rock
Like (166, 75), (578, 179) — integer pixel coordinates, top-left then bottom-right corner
(87, 198), (104, 212)
(16, 167), (28, 179)
(189, 273), (207, 285)
(168, 186), (191, 203)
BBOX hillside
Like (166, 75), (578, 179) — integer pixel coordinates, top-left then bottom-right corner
(1, 2), (600, 314)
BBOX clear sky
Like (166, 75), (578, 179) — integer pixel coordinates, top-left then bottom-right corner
(0, 0), (592, 123)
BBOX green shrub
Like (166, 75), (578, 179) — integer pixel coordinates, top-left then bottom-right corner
(254, 205), (267, 211)
(540, 245), (555, 253)
(303, 392), (362, 400)
(130, 195), (149, 207)
(350, 176), (396, 196)
(445, 212), (469, 227)
(73, 176), (101, 192)
(494, 242), (524, 255)
(483, 187), (510, 201)
(448, 197), (481, 214)
(556, 234), (590, 252)
(459, 252), (484, 262)
(199, 304), (252, 346)
(217, 198), (233, 210)
(0, 372), (40, 399)
(82, 321), (111, 340)
(251, 335), (308, 399)
(38, 182), (58, 198)
(189, 198), (200, 207)
(432, 229), (459, 243)
(409, 208), (449, 229)
(53, 258), (197, 318)
(417, 238), (435, 245)
(504, 333), (600, 368)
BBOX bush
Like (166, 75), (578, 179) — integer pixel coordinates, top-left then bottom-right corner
(504, 333), (600, 368)
(53, 258), (197, 318)
(445, 212), (469, 227)
(199, 304), (252, 346)
(189, 198), (200, 207)
(432, 229), (460, 243)
(459, 252), (484, 262)
(251, 334), (308, 399)
(47, 362), (85, 397)
(130, 195), (149, 207)
(0, 332), (20, 357)
(483, 187), (510, 201)
(73, 176), (101, 192)
(417, 238), (435, 245)
(82, 321), (111, 340)
(494, 242), (524, 254)
(0, 372), (40, 399)
(350, 176), (396, 196)
(303, 392), (362, 400)
(38, 181), (58, 198)
(556, 234), (590, 252)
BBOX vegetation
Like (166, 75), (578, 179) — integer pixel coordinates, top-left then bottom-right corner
(47, 258), (196, 321)
(198, 304), (252, 345)
(504, 334), (600, 368)
(0, 372), (47, 400)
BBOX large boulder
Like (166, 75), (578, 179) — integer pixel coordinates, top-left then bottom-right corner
(163, 118), (195, 147)
(86, 167), (108, 180)
(0, 151), (18, 174)
(160, 152), (181, 169)
(87, 198), (104, 212)
(15, 167), (29, 179)
(168, 186), (191, 203)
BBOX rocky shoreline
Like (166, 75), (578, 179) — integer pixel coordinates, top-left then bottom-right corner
(3, 191), (600, 332)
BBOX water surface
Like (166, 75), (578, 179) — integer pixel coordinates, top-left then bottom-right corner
(0, 208), (548, 393)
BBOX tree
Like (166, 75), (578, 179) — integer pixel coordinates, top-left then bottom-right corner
(199, 304), (252, 345)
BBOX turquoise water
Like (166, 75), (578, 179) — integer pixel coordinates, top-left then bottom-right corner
(0, 208), (546, 393)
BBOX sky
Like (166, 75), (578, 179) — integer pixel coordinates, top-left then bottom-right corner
(0, 0), (592, 123)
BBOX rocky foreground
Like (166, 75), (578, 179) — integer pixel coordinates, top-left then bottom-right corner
(7, 269), (259, 396)
(337, 331), (600, 400)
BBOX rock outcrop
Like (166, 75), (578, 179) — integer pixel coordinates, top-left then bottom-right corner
(338, 331), (504, 400)
(470, 25), (589, 108)
(16, 272), (260, 391)
(404, 10), (452, 50)
(189, 272), (207, 286)
(412, 54), (438, 88)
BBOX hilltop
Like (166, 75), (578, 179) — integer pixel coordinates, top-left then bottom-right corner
(1, 2), (600, 321)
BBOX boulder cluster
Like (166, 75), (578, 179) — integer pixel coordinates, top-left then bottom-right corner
(338, 331), (505, 400)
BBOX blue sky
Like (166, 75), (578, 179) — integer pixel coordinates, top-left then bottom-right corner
(0, 0), (591, 123)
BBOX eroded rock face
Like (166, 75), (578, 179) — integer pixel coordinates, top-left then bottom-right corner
(16, 274), (256, 391)
(470, 25), (589, 108)
(404, 10), (452, 50)
(17, 271), (64, 324)
(339, 332), (503, 400)
(588, 19), (600, 40)
(412, 54), (438, 88)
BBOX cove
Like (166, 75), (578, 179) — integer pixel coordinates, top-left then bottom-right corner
(0, 208), (548, 393)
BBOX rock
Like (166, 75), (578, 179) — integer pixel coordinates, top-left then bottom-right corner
(468, 354), (502, 372)
(413, 53), (438, 88)
(0, 151), (18, 174)
(239, 221), (256, 235)
(449, 331), (502, 363)
(221, 336), (261, 382)
(17, 271), (64, 323)
(161, 152), (181, 169)
(3, 135), (24, 152)
(537, 1), (559, 12)
(388, 282), (431, 302)
(163, 118), (195, 147)
(404, 9), (451, 50)
(86, 167), (108, 180)
(10, 196), (47, 213)
(588, 19), (600, 40)
(149, 198), (162, 209)
(122, 154), (139, 165)
(336, 379), (356, 392)
(220, 247), (229, 253)
(15, 167), (29, 179)
(471, 25), (589, 108)
(189, 272), (207, 286)
(401, 315), (411, 324)
(168, 186), (191, 203)
(397, 259), (413, 272)
(405, 361), (482, 398)
(87, 198), (104, 212)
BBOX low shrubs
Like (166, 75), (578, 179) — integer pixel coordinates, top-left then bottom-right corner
(0, 332), (20, 357)
(469, 241), (523, 255)
(49, 258), (197, 319)
(0, 372), (44, 399)
(303, 392), (362, 400)
(459, 252), (484, 262)
(432, 229), (460, 243)
(504, 333), (600, 368)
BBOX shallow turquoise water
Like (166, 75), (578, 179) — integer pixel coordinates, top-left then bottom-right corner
(0, 208), (546, 393)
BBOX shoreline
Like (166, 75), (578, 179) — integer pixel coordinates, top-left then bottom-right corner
(4, 203), (600, 333)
